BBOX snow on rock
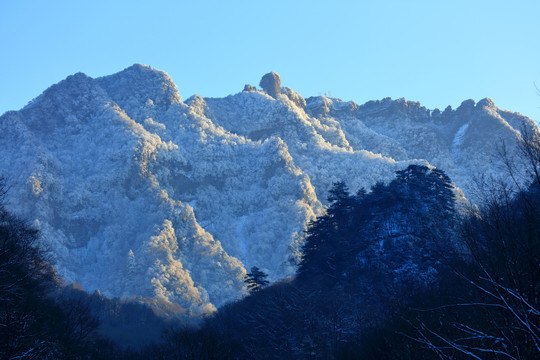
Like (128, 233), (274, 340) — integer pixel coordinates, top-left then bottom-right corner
(452, 123), (470, 149)
(0, 65), (537, 315)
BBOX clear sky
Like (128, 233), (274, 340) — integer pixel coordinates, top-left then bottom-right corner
(1, 0), (539, 121)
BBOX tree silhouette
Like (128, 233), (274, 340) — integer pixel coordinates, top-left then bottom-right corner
(244, 267), (269, 293)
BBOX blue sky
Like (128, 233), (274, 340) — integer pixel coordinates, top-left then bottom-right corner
(1, 0), (539, 120)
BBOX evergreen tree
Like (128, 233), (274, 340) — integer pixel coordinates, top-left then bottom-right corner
(327, 181), (356, 225)
(298, 182), (357, 280)
(244, 266), (269, 293)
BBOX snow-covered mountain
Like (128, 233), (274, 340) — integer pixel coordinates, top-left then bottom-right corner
(0, 64), (535, 315)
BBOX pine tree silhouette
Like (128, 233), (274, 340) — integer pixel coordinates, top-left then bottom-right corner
(244, 266), (269, 293)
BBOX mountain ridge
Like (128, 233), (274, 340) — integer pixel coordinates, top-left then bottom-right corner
(0, 64), (535, 314)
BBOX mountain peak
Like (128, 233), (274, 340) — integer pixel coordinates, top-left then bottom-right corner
(457, 99), (475, 113)
(128, 63), (153, 71)
(1, 65), (536, 316)
(44, 71), (94, 93)
(96, 64), (181, 111)
(121, 63), (170, 79)
(477, 97), (495, 109)
(21, 70), (105, 119)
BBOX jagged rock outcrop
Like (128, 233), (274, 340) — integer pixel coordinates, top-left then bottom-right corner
(259, 72), (281, 98)
(243, 84), (258, 92)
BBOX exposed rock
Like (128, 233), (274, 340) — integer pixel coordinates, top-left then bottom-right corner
(259, 72), (281, 98)
(457, 99), (475, 114)
(243, 84), (258, 92)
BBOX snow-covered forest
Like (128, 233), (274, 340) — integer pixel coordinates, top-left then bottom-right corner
(2, 151), (538, 358)
(0, 65), (538, 359)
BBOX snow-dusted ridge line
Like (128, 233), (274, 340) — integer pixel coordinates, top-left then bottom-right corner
(0, 65), (536, 315)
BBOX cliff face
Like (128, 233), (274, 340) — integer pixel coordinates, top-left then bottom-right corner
(0, 65), (534, 314)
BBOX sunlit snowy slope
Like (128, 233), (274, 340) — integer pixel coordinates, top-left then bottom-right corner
(0, 64), (535, 314)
